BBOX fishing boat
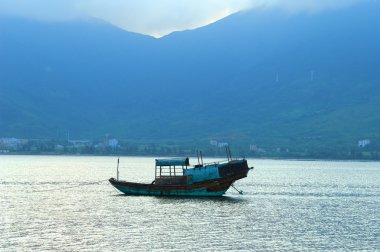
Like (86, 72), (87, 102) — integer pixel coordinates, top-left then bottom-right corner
(109, 149), (254, 196)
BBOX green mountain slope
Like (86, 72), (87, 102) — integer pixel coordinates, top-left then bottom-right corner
(0, 2), (380, 157)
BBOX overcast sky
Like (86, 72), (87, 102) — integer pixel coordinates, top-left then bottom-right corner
(0, 0), (368, 37)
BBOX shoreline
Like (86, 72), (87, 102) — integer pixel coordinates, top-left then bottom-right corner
(1, 152), (379, 162)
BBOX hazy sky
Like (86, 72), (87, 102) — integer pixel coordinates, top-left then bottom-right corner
(0, 0), (367, 37)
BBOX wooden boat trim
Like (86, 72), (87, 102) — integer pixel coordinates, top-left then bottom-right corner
(109, 171), (248, 192)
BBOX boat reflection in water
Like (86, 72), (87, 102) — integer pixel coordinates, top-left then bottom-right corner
(109, 150), (253, 196)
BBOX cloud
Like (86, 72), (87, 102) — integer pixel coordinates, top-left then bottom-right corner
(79, 0), (252, 38)
(255, 0), (364, 13)
(0, 0), (366, 37)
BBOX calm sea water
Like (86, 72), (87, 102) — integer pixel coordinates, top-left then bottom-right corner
(1, 155), (379, 251)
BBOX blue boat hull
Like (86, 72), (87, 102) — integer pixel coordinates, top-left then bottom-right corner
(112, 183), (227, 196)
(109, 172), (248, 197)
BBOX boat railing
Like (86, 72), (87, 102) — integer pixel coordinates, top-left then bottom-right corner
(155, 164), (186, 178)
(193, 159), (231, 167)
(193, 158), (245, 168)
(158, 170), (184, 176)
(203, 159), (229, 166)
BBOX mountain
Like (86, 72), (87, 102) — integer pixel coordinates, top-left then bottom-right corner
(1, 2), (380, 157)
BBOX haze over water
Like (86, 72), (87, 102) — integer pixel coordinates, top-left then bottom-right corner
(1, 156), (379, 251)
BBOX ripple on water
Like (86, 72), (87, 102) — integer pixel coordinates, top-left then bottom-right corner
(1, 156), (379, 251)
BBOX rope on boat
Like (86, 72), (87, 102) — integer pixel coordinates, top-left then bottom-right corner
(30, 179), (108, 193)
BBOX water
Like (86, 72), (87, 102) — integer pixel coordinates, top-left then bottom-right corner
(1, 155), (379, 251)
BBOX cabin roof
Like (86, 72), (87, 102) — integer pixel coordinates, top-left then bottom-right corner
(155, 158), (189, 166)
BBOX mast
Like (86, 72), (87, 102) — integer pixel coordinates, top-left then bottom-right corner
(117, 157), (120, 181)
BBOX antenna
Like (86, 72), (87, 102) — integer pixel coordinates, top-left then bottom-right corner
(117, 157), (120, 181)
(197, 150), (200, 165)
(225, 145), (232, 161)
(200, 150), (203, 165)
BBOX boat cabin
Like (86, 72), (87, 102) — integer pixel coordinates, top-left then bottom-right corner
(153, 156), (250, 186)
(154, 158), (191, 185)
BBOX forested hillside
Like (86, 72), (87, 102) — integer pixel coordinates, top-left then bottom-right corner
(1, 2), (380, 157)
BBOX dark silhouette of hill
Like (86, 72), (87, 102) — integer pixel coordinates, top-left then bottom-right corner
(1, 2), (380, 154)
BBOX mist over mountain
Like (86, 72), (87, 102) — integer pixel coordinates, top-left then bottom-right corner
(1, 2), (380, 154)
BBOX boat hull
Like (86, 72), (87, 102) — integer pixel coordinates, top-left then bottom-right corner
(109, 172), (248, 197)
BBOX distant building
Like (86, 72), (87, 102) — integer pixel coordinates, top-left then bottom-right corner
(210, 139), (228, 148)
(358, 139), (370, 148)
(108, 139), (119, 148)
(68, 140), (92, 149)
(210, 140), (218, 146)
(0, 137), (28, 150)
(249, 144), (266, 153)
(217, 142), (228, 148)
(249, 144), (258, 151)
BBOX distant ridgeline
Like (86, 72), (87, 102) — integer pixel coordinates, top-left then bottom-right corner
(0, 2), (380, 159)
